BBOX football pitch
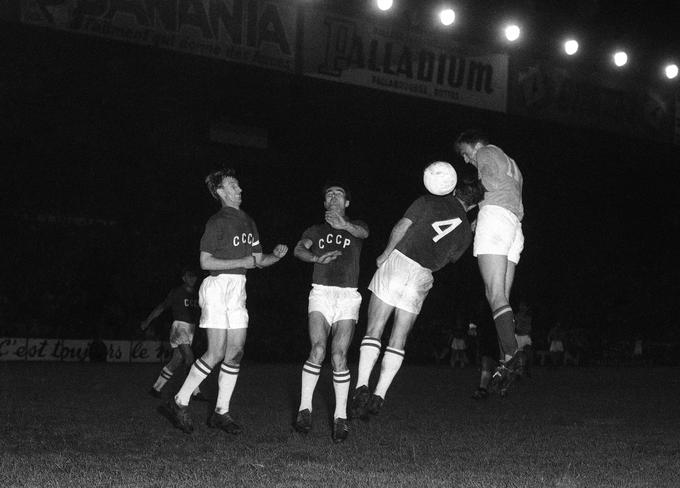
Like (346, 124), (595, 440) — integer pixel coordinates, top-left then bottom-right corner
(2, 362), (679, 487)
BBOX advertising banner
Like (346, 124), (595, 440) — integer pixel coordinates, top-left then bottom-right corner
(18, 0), (298, 73)
(0, 338), (172, 362)
(300, 9), (509, 113)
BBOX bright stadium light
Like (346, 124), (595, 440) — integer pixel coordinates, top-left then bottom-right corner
(376, 0), (393, 11)
(564, 39), (579, 56)
(664, 63), (679, 79)
(504, 24), (521, 42)
(613, 51), (628, 67)
(438, 8), (456, 26)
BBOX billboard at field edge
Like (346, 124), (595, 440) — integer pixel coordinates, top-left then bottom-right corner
(0, 338), (173, 362)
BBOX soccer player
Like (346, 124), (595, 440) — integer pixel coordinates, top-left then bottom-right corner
(161, 168), (288, 434)
(293, 182), (369, 443)
(141, 267), (205, 401)
(455, 129), (527, 387)
(350, 169), (483, 419)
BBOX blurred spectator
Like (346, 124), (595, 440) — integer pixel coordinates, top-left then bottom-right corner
(449, 322), (468, 368)
(548, 321), (566, 366)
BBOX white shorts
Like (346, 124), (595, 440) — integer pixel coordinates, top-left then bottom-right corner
(308, 284), (362, 325)
(368, 250), (433, 315)
(516, 334), (533, 350)
(474, 205), (524, 264)
(550, 340), (564, 352)
(169, 320), (195, 348)
(451, 338), (467, 350)
(198, 274), (249, 330)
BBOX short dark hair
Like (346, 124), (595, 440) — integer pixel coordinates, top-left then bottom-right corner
(205, 168), (236, 200)
(455, 129), (490, 149)
(181, 265), (198, 277)
(322, 181), (351, 201)
(455, 172), (486, 206)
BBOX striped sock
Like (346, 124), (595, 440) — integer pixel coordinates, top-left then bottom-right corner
(215, 363), (240, 414)
(333, 370), (351, 419)
(299, 360), (322, 412)
(152, 366), (173, 391)
(175, 358), (211, 406)
(373, 347), (405, 399)
(493, 305), (518, 360)
(356, 336), (382, 388)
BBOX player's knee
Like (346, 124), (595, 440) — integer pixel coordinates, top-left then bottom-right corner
(309, 343), (326, 364)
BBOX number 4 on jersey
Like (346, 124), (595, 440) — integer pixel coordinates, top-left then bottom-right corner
(431, 218), (462, 243)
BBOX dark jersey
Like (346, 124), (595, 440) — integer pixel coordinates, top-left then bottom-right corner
(395, 194), (472, 272)
(301, 220), (368, 288)
(199, 206), (262, 276)
(163, 286), (199, 324)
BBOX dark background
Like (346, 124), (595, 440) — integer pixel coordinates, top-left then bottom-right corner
(1, 6), (679, 363)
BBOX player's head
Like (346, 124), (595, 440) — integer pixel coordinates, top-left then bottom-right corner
(454, 170), (485, 207)
(322, 181), (350, 212)
(205, 168), (241, 206)
(181, 266), (198, 287)
(455, 129), (489, 165)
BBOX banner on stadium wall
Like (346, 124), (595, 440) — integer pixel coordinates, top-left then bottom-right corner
(508, 61), (677, 143)
(300, 8), (508, 113)
(0, 338), (173, 363)
(17, 0), (297, 73)
(675, 91), (680, 145)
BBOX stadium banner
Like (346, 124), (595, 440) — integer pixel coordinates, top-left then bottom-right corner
(675, 91), (680, 145)
(16, 0), (298, 73)
(300, 8), (508, 113)
(508, 61), (677, 143)
(0, 338), (172, 363)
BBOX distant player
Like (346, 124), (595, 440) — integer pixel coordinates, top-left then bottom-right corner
(141, 267), (205, 401)
(293, 182), (369, 443)
(161, 168), (288, 434)
(350, 163), (483, 419)
(456, 129), (527, 389)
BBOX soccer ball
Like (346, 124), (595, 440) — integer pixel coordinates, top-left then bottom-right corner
(423, 161), (457, 196)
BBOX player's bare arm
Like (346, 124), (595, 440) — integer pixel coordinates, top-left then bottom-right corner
(254, 244), (289, 268)
(325, 211), (369, 239)
(200, 250), (257, 270)
(294, 239), (341, 264)
(140, 303), (167, 331)
(376, 217), (412, 267)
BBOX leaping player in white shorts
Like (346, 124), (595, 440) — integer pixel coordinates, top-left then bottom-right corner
(350, 167), (484, 419)
(456, 129), (527, 390)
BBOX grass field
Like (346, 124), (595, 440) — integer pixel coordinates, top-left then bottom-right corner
(1, 362), (679, 487)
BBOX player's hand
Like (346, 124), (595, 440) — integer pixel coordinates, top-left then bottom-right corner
(376, 252), (390, 267)
(316, 250), (341, 264)
(140, 321), (148, 331)
(325, 210), (348, 230)
(243, 256), (257, 269)
(273, 244), (288, 259)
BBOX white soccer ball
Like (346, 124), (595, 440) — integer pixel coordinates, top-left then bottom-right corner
(423, 161), (457, 196)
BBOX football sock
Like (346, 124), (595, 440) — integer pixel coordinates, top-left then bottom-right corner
(356, 336), (381, 388)
(175, 358), (211, 406)
(299, 360), (322, 412)
(493, 305), (518, 361)
(152, 366), (173, 391)
(215, 363), (240, 414)
(373, 347), (405, 399)
(333, 369), (351, 419)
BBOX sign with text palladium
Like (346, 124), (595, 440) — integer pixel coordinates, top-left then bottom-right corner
(302, 10), (508, 113)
